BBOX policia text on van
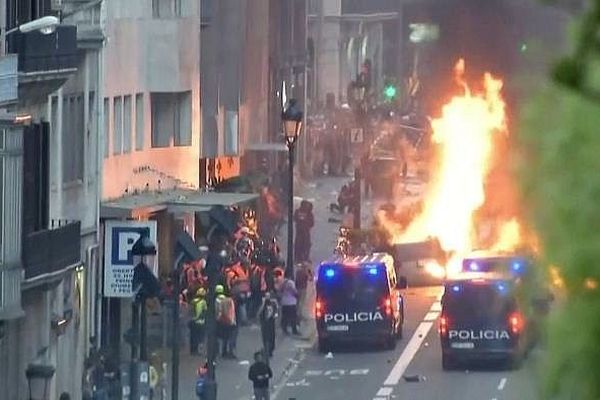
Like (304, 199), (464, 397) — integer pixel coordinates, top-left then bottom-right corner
(316, 253), (407, 352)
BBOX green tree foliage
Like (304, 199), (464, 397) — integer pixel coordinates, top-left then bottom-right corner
(519, 2), (600, 398)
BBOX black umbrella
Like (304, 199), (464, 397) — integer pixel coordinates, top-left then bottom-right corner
(209, 205), (238, 235)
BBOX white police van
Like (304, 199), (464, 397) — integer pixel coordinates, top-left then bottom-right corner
(316, 253), (407, 352)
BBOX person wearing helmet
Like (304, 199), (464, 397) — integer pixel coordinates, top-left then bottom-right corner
(190, 287), (207, 355)
(215, 285), (237, 358)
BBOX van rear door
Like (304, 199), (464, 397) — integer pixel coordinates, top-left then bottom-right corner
(441, 281), (518, 352)
(318, 265), (390, 336)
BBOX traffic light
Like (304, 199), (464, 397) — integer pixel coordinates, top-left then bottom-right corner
(384, 84), (397, 100)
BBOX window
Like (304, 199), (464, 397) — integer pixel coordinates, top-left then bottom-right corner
(150, 91), (192, 148)
(123, 95), (132, 154)
(103, 97), (110, 158)
(224, 111), (239, 155)
(6, 0), (51, 30)
(135, 94), (144, 150)
(152, 0), (181, 18)
(175, 92), (191, 146)
(62, 94), (84, 183)
(113, 96), (122, 155)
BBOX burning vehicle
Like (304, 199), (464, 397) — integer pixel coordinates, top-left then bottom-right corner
(373, 59), (538, 284)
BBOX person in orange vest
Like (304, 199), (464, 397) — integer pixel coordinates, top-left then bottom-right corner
(215, 285), (237, 358)
(230, 259), (251, 325)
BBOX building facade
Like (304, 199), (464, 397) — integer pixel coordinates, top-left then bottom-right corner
(0, 0), (104, 399)
(308, 0), (401, 106)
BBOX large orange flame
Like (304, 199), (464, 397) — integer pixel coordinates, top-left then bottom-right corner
(381, 59), (531, 276)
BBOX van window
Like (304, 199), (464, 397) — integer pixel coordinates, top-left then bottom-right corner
(318, 267), (388, 306)
(443, 282), (516, 322)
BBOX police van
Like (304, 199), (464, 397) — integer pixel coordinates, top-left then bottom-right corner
(316, 253), (407, 352)
(439, 268), (542, 370)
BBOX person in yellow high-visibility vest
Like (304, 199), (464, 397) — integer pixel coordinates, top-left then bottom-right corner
(190, 288), (207, 355)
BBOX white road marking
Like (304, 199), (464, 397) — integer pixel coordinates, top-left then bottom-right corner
(304, 370), (323, 376)
(498, 377), (507, 391)
(430, 302), (442, 312)
(324, 369), (346, 376)
(349, 369), (370, 375)
(271, 350), (307, 400)
(373, 398), (387, 400)
(424, 311), (439, 321)
(286, 378), (310, 387)
(376, 387), (393, 396)
(383, 321), (435, 386)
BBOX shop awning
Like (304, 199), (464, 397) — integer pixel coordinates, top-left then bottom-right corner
(101, 189), (259, 218)
(167, 191), (258, 213)
(101, 191), (173, 219)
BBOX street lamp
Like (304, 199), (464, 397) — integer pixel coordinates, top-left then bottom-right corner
(282, 98), (303, 279)
(131, 234), (158, 362)
(5, 16), (59, 35)
(25, 364), (55, 400)
(130, 234), (159, 400)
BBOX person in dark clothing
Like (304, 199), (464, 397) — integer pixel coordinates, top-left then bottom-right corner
(330, 184), (351, 214)
(257, 292), (279, 357)
(248, 352), (273, 400)
(294, 200), (314, 263)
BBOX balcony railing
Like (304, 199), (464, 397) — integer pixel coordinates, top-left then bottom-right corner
(7, 25), (79, 74)
(23, 220), (81, 282)
(0, 265), (24, 320)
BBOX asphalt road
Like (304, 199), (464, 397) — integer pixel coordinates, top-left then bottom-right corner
(273, 285), (540, 400)
(176, 176), (541, 400)
(271, 176), (542, 400)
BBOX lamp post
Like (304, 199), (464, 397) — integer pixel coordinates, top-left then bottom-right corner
(350, 81), (366, 230)
(25, 364), (55, 400)
(282, 99), (303, 279)
(130, 234), (158, 400)
(5, 16), (59, 35)
(131, 235), (157, 361)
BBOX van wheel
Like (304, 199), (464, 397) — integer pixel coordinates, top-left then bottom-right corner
(508, 354), (523, 370)
(318, 339), (329, 353)
(395, 322), (403, 340)
(442, 354), (456, 371)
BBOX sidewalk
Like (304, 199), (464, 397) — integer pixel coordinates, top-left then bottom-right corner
(177, 322), (314, 400)
(176, 175), (358, 400)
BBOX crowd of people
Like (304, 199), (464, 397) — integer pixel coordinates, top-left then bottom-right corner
(168, 200), (315, 364)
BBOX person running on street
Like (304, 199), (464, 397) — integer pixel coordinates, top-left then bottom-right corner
(257, 291), (279, 357)
(215, 285), (237, 358)
(248, 351), (273, 400)
(280, 276), (299, 335)
(189, 288), (207, 355)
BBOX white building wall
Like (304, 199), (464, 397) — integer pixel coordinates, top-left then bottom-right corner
(102, 0), (201, 199)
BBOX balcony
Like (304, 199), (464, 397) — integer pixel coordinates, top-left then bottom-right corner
(22, 220), (81, 288)
(6, 25), (80, 103)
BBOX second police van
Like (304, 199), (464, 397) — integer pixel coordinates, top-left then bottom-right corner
(316, 253), (407, 352)
(439, 252), (550, 369)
